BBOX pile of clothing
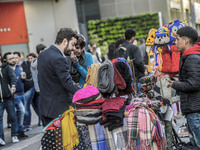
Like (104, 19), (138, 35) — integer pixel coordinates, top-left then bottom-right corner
(97, 58), (134, 98)
(127, 97), (166, 150)
(100, 97), (126, 131)
(73, 85), (104, 124)
(41, 106), (79, 150)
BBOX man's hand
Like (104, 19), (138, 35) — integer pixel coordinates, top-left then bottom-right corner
(70, 51), (78, 63)
(168, 80), (174, 87)
(10, 87), (16, 94)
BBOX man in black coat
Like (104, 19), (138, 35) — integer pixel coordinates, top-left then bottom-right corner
(0, 57), (19, 145)
(114, 29), (145, 80)
(168, 26), (200, 148)
(38, 28), (80, 126)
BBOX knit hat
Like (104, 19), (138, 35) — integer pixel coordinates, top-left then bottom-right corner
(112, 61), (126, 90)
(97, 61), (115, 94)
(72, 85), (100, 103)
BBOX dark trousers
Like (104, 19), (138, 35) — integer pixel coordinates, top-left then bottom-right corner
(41, 115), (53, 127)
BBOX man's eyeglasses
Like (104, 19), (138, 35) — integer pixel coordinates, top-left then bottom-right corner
(7, 58), (14, 61)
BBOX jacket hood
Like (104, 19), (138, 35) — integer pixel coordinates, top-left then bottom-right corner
(31, 58), (37, 70)
(182, 42), (200, 57)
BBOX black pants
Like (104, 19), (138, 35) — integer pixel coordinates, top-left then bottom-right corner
(41, 115), (54, 127)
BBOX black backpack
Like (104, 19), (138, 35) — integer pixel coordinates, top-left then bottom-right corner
(115, 43), (132, 59)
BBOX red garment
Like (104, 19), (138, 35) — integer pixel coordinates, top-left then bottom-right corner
(182, 42), (200, 57)
(111, 58), (118, 63)
(161, 45), (180, 73)
(75, 105), (102, 110)
(112, 61), (127, 90)
(102, 97), (126, 113)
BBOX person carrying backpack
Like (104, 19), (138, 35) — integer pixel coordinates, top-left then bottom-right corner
(114, 29), (146, 94)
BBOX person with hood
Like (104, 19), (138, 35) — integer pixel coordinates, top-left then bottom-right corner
(168, 26), (200, 148)
(31, 44), (46, 126)
(66, 34), (93, 87)
(0, 53), (19, 145)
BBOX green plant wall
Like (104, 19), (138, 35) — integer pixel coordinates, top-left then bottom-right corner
(87, 12), (160, 57)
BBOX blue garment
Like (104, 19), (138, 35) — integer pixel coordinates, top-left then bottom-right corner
(186, 113), (200, 148)
(117, 58), (133, 82)
(14, 65), (24, 94)
(73, 52), (93, 88)
(0, 99), (18, 139)
(14, 94), (25, 131)
(24, 87), (35, 127)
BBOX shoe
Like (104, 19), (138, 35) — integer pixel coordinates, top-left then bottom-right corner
(12, 136), (19, 143)
(23, 127), (32, 132)
(7, 123), (11, 128)
(0, 138), (5, 146)
(38, 122), (43, 126)
(18, 131), (28, 138)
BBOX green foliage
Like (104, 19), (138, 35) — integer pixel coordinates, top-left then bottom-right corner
(87, 12), (160, 57)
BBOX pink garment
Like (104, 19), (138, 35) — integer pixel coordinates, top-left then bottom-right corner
(73, 85), (100, 103)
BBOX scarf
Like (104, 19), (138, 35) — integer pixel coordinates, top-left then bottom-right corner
(62, 106), (79, 150)
(97, 61), (115, 94)
(66, 51), (85, 83)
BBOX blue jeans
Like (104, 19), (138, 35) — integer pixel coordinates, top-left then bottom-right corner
(32, 92), (42, 124)
(186, 113), (200, 148)
(0, 99), (18, 139)
(14, 94), (25, 132)
(24, 87), (35, 127)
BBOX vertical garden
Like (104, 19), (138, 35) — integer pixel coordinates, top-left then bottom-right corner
(87, 12), (160, 56)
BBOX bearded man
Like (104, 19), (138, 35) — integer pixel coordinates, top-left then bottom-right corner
(38, 28), (80, 126)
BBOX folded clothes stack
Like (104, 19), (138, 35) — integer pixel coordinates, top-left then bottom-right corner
(73, 85), (104, 124)
(100, 97), (126, 131)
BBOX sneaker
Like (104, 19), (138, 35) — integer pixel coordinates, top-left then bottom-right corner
(23, 127), (32, 132)
(0, 138), (5, 146)
(7, 123), (11, 128)
(18, 131), (28, 138)
(38, 122), (43, 126)
(12, 136), (19, 143)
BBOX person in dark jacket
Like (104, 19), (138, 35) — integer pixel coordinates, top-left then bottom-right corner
(168, 26), (200, 148)
(114, 29), (145, 80)
(38, 28), (80, 126)
(0, 53), (19, 145)
(3, 52), (28, 138)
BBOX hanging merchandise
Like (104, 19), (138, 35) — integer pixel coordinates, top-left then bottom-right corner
(126, 98), (166, 150)
(153, 26), (171, 72)
(85, 63), (101, 87)
(145, 28), (157, 73)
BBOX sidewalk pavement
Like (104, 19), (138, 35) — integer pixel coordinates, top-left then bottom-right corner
(1, 124), (43, 150)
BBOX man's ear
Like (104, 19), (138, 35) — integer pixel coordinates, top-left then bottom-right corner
(63, 38), (68, 46)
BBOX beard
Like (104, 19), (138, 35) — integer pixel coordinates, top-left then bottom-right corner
(9, 62), (15, 66)
(64, 43), (72, 56)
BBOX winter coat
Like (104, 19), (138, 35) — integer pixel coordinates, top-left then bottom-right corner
(0, 62), (17, 101)
(31, 58), (40, 92)
(172, 43), (200, 115)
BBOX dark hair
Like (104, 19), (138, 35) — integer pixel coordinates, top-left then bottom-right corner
(76, 34), (86, 49)
(27, 53), (37, 58)
(125, 28), (136, 41)
(177, 26), (198, 44)
(107, 44), (115, 60)
(36, 44), (46, 54)
(3, 52), (12, 61)
(115, 37), (126, 49)
(13, 51), (21, 57)
(55, 28), (78, 45)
